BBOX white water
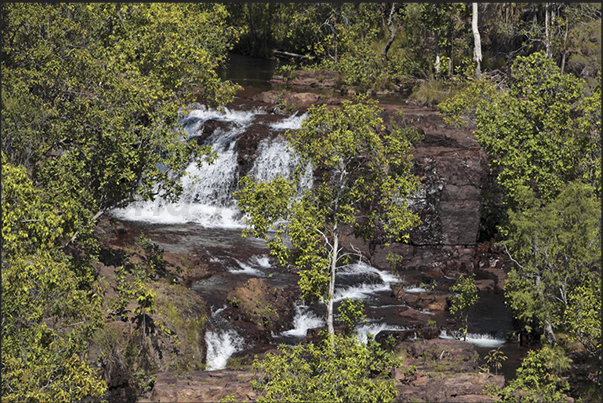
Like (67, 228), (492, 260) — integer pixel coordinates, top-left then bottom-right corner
(111, 105), (310, 228)
(280, 303), (325, 338)
(439, 330), (505, 348)
(205, 329), (245, 370)
(269, 111), (308, 131)
(205, 305), (245, 370)
(231, 258), (264, 276)
(250, 254), (272, 269)
(333, 261), (400, 302)
(355, 322), (410, 344)
(403, 286), (428, 293)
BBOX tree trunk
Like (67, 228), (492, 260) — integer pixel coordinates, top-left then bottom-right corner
(472, 3), (482, 78)
(545, 3), (552, 58)
(536, 274), (557, 344)
(434, 32), (441, 73)
(544, 320), (557, 344)
(381, 3), (398, 61)
(326, 223), (338, 335)
(560, 16), (569, 73)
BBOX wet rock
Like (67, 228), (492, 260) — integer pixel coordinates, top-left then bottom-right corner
(227, 278), (297, 333)
(338, 106), (489, 277)
(474, 279), (496, 293)
(269, 70), (340, 88)
(149, 370), (258, 402)
(375, 329), (417, 345)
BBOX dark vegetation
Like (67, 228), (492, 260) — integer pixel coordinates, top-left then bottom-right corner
(1, 3), (600, 402)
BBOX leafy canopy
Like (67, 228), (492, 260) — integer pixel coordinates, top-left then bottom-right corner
(503, 182), (600, 347)
(449, 274), (479, 341)
(2, 3), (240, 247)
(2, 153), (107, 402)
(439, 51), (601, 208)
(235, 96), (420, 333)
(251, 333), (403, 403)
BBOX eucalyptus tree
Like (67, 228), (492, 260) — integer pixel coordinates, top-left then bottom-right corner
(1, 3), (240, 401)
(439, 52), (601, 346)
(2, 3), (240, 248)
(235, 96), (421, 335)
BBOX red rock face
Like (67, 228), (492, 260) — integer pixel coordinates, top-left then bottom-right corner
(242, 91), (492, 276)
(334, 103), (490, 276)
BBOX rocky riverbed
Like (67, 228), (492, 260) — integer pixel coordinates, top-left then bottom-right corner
(93, 86), (535, 402)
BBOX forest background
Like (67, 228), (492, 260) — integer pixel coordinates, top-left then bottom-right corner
(1, 3), (600, 402)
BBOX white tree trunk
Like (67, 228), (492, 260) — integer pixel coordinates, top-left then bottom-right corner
(472, 3), (482, 78)
(434, 32), (441, 73)
(326, 223), (338, 335)
(545, 3), (552, 58)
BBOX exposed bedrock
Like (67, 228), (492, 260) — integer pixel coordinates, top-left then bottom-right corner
(344, 104), (490, 275)
(245, 91), (492, 275)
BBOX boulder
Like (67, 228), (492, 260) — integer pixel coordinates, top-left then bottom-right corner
(149, 370), (258, 402)
(474, 279), (496, 293)
(396, 371), (504, 402)
(404, 338), (480, 373)
(226, 278), (297, 333)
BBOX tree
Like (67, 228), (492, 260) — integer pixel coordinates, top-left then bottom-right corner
(235, 96), (421, 335)
(472, 3), (483, 78)
(503, 182), (600, 345)
(420, 3), (467, 76)
(563, 277), (601, 359)
(439, 51), (601, 208)
(493, 344), (571, 403)
(1, 3), (240, 247)
(449, 274), (479, 341)
(2, 153), (107, 402)
(1, 4), (241, 401)
(251, 332), (402, 403)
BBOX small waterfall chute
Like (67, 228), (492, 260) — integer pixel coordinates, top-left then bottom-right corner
(439, 330), (505, 348)
(333, 261), (400, 302)
(205, 305), (246, 371)
(280, 302), (325, 338)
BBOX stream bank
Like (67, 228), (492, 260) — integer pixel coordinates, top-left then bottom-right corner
(92, 78), (539, 402)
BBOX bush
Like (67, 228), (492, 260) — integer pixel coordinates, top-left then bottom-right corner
(252, 332), (402, 403)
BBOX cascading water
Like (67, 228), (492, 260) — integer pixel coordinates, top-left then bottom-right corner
(205, 306), (245, 371)
(333, 261), (400, 302)
(111, 105), (308, 228)
(439, 329), (506, 348)
(110, 100), (513, 372)
(280, 303), (325, 338)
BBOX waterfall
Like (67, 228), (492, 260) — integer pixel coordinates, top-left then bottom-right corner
(333, 261), (401, 302)
(111, 105), (309, 228)
(280, 302), (325, 338)
(355, 322), (409, 344)
(205, 329), (245, 370)
(439, 330), (505, 348)
(205, 306), (245, 371)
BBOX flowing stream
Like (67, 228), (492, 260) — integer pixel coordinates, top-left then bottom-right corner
(110, 55), (523, 378)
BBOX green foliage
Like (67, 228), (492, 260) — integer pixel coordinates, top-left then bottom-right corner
(251, 333), (402, 403)
(503, 182), (600, 343)
(2, 154), (107, 402)
(138, 233), (165, 279)
(2, 3), (239, 248)
(483, 347), (508, 375)
(236, 96), (421, 333)
(337, 298), (366, 334)
(385, 252), (405, 270)
(439, 52), (601, 207)
(563, 277), (601, 358)
(449, 274), (479, 341)
(492, 345), (571, 403)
